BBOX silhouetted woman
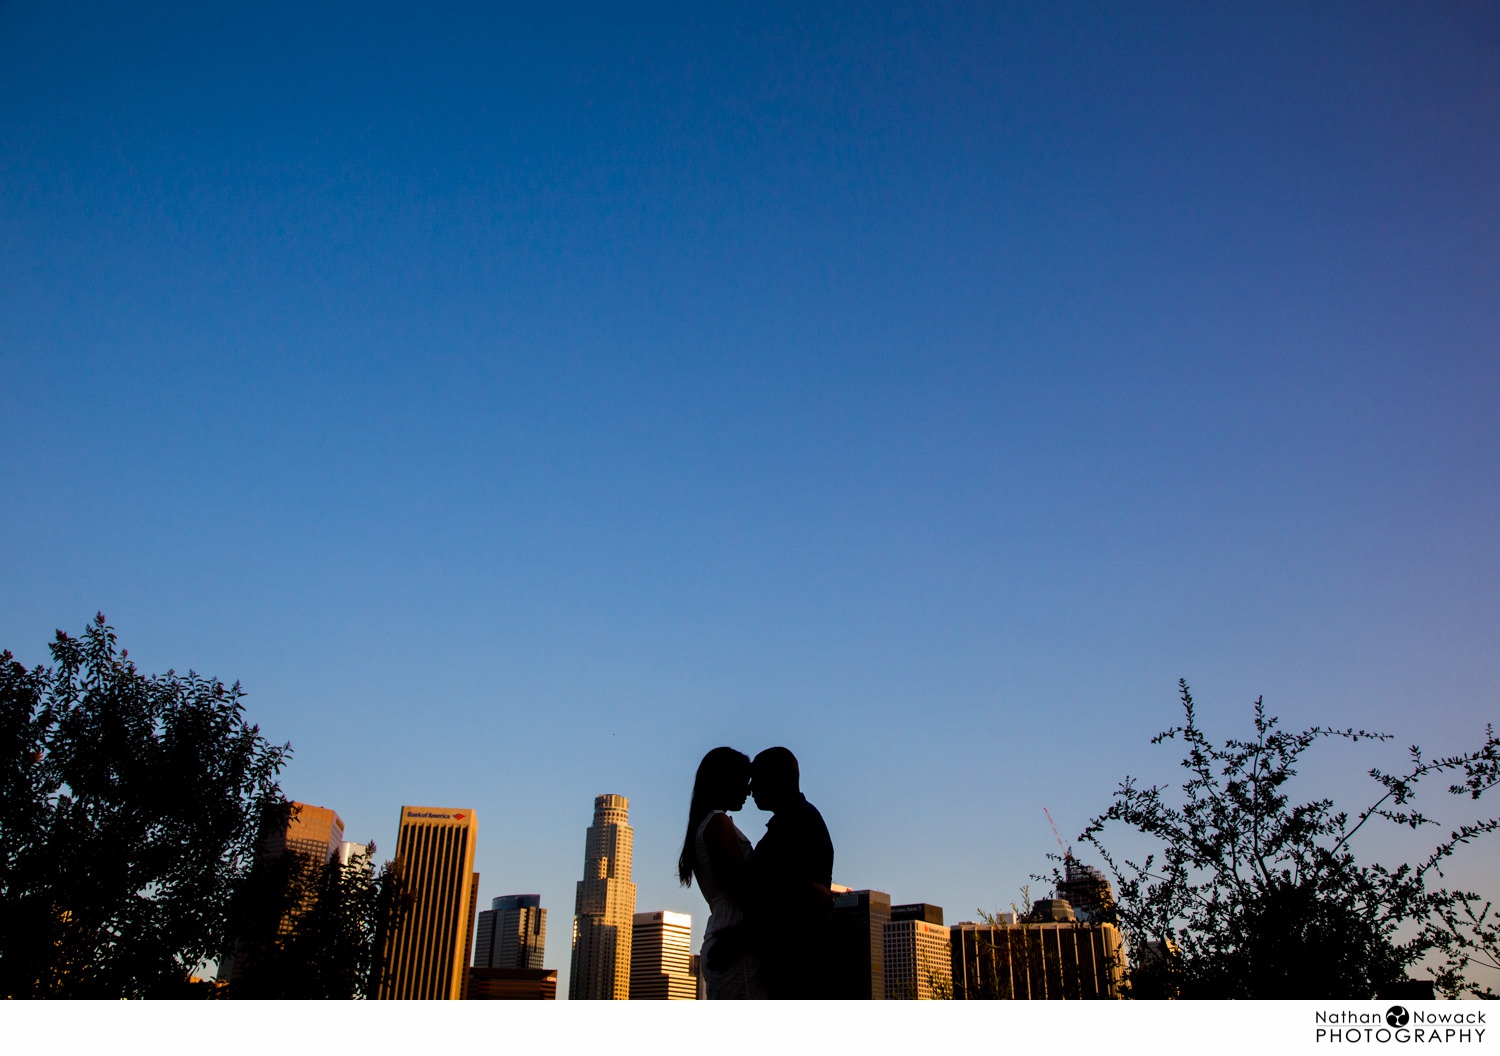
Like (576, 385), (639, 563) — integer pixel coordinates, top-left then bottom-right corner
(679, 746), (766, 999)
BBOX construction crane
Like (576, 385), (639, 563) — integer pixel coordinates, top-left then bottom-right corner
(1043, 806), (1074, 865)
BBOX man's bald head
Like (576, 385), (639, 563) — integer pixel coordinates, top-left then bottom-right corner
(751, 746), (800, 811)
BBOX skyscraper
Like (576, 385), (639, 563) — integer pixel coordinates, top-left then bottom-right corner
(377, 806), (479, 1000)
(629, 911), (697, 1000)
(266, 803), (345, 865)
(474, 894), (547, 970)
(831, 888), (891, 999)
(884, 904), (951, 999)
(568, 794), (637, 1000)
(474, 906), (495, 970)
(222, 801), (345, 987)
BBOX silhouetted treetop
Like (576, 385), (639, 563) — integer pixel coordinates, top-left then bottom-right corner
(1082, 680), (1499, 999)
(0, 614), (290, 998)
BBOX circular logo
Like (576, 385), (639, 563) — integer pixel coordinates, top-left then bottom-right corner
(1386, 1006), (1409, 1027)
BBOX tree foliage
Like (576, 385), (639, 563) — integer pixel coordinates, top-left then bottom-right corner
(228, 838), (410, 999)
(0, 615), (290, 998)
(1082, 681), (1499, 999)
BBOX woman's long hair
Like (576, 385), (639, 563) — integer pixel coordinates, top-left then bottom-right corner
(678, 747), (751, 887)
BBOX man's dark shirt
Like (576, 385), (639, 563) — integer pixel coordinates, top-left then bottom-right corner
(751, 793), (834, 998)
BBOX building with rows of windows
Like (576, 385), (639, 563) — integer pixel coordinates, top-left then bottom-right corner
(629, 910), (698, 999)
(884, 903), (951, 1000)
(569, 794), (638, 1000)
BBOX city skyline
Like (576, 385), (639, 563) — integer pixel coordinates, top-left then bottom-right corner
(235, 788), (1126, 999)
(211, 785), (1131, 1000)
(2, 2), (1497, 1001)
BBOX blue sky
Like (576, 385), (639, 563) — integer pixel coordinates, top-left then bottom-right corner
(2, 2), (1497, 993)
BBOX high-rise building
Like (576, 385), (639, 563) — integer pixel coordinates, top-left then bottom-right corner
(376, 806), (479, 1000)
(568, 794), (637, 1000)
(884, 904), (950, 1000)
(222, 801), (345, 985)
(474, 894), (547, 970)
(474, 907), (495, 970)
(629, 911), (697, 1000)
(830, 888), (890, 999)
(339, 841), (369, 867)
(267, 803), (345, 865)
(950, 899), (1126, 1000)
(891, 903), (945, 925)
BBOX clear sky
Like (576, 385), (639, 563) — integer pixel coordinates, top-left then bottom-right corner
(2, 2), (1497, 994)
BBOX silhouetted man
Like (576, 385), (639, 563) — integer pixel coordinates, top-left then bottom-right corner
(749, 746), (835, 998)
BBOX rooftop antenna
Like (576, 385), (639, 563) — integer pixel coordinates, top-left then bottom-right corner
(1043, 806), (1074, 865)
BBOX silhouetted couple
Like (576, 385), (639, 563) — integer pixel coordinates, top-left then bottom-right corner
(678, 746), (835, 1000)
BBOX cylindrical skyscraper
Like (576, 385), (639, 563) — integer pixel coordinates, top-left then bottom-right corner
(568, 794), (637, 1000)
(474, 894), (547, 970)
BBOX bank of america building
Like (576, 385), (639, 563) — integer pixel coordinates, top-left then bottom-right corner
(377, 806), (479, 1000)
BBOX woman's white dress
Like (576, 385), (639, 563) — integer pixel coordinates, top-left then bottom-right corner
(695, 810), (766, 999)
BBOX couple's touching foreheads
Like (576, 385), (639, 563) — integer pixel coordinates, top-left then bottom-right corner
(678, 746), (836, 1000)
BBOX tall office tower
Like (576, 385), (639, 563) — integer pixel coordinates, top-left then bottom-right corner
(831, 888), (891, 999)
(884, 904), (951, 1000)
(629, 911), (697, 1000)
(339, 841), (370, 867)
(268, 803), (345, 864)
(376, 806), (479, 1000)
(222, 801), (345, 985)
(474, 906), (494, 968)
(568, 794), (637, 1000)
(891, 903), (945, 925)
(949, 898), (1126, 1000)
(474, 894), (547, 970)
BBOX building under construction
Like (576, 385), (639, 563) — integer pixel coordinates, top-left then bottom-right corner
(1056, 859), (1116, 923)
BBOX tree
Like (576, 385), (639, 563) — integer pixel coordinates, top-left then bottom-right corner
(1428, 896), (1500, 999)
(1081, 681), (1499, 999)
(0, 615), (290, 998)
(228, 837), (410, 999)
(289, 847), (409, 999)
